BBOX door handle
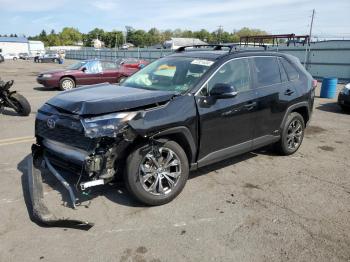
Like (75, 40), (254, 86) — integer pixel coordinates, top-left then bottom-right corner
(284, 89), (294, 96)
(244, 102), (257, 110)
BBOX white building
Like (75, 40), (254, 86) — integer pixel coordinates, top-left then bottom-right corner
(163, 38), (207, 50)
(0, 37), (29, 55)
(28, 40), (45, 55)
(92, 39), (104, 49)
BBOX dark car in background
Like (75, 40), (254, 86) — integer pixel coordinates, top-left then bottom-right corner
(34, 54), (59, 63)
(37, 59), (148, 90)
(19, 53), (32, 60)
(338, 83), (350, 111)
(0, 54), (4, 63)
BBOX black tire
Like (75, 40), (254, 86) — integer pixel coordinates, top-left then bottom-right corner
(275, 112), (305, 155)
(10, 93), (31, 116)
(59, 77), (75, 91)
(340, 105), (350, 112)
(125, 139), (189, 206)
(13, 57), (17, 61)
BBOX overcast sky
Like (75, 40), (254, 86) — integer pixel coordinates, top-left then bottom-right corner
(0, 0), (349, 38)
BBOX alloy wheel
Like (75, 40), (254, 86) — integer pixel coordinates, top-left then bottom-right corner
(139, 147), (182, 196)
(286, 119), (303, 150)
(62, 80), (74, 90)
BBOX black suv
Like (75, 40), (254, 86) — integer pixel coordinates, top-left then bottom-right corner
(32, 45), (315, 206)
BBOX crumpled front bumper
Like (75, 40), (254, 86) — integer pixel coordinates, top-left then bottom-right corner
(27, 154), (94, 230)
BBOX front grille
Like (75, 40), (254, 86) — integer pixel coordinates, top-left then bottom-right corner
(36, 117), (96, 151)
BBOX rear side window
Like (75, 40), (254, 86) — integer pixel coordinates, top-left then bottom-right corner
(101, 61), (118, 70)
(280, 58), (299, 81)
(278, 59), (289, 82)
(253, 57), (281, 86)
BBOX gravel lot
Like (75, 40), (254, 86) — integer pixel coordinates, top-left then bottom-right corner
(0, 60), (349, 262)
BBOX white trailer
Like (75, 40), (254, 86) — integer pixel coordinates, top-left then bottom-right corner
(28, 40), (45, 55)
(0, 37), (29, 56)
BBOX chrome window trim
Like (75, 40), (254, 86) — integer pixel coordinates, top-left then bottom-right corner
(194, 57), (249, 96)
(195, 55), (291, 96)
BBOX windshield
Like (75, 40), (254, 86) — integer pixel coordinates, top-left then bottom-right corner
(121, 56), (214, 93)
(67, 61), (88, 70)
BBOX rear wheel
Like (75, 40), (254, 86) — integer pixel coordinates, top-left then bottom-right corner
(10, 93), (31, 116)
(275, 112), (305, 155)
(59, 77), (75, 91)
(125, 139), (189, 206)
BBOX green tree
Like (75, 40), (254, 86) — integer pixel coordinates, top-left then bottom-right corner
(84, 28), (105, 47)
(59, 27), (82, 45)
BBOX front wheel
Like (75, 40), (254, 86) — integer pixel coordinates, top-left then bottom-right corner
(125, 139), (189, 206)
(275, 112), (305, 155)
(59, 77), (75, 91)
(10, 93), (31, 116)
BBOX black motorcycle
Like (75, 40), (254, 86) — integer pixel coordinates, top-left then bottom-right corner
(0, 79), (31, 116)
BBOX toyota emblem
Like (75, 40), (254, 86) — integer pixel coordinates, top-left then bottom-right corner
(47, 118), (56, 129)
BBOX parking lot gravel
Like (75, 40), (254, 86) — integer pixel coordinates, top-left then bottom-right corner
(0, 60), (349, 262)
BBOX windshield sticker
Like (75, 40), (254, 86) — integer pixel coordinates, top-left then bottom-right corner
(191, 59), (214, 67)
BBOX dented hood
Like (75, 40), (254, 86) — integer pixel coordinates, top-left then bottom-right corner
(46, 83), (176, 115)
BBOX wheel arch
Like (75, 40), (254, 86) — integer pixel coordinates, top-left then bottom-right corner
(280, 102), (310, 130)
(152, 126), (197, 165)
(60, 75), (76, 83)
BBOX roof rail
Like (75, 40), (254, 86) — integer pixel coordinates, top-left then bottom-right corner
(175, 43), (267, 53)
(175, 44), (235, 53)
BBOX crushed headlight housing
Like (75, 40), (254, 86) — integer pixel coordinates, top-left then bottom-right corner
(81, 112), (137, 138)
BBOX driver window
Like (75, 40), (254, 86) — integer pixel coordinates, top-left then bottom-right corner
(206, 58), (251, 94)
(86, 61), (102, 74)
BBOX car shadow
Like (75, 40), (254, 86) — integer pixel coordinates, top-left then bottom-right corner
(33, 86), (57, 91)
(18, 149), (270, 213)
(1, 108), (24, 116)
(189, 152), (258, 180)
(316, 102), (349, 114)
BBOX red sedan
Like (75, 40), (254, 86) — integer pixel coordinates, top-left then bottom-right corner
(36, 59), (148, 90)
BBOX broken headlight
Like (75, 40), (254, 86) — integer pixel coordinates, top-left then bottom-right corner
(81, 112), (137, 138)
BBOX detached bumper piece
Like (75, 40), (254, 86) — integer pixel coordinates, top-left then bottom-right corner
(27, 155), (94, 230)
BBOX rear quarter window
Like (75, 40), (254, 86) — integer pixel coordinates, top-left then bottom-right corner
(253, 57), (281, 87)
(280, 58), (299, 81)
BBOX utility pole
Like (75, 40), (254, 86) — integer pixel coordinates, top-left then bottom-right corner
(304, 9), (315, 70)
(308, 9), (315, 44)
(217, 25), (223, 44)
(115, 32), (118, 60)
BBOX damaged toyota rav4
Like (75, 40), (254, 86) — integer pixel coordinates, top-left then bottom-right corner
(31, 45), (316, 212)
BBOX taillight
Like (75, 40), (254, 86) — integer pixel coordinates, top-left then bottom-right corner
(312, 79), (318, 89)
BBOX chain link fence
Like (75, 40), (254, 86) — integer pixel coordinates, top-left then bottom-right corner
(64, 42), (350, 81)
(65, 48), (173, 62)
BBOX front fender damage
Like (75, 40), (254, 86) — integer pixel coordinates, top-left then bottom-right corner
(27, 156), (94, 230)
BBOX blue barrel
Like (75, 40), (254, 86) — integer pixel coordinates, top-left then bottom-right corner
(320, 78), (337, 98)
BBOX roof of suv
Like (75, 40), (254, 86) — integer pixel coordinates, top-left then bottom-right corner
(170, 49), (294, 61)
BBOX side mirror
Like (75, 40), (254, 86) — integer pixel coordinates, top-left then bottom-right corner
(81, 67), (87, 72)
(210, 83), (237, 99)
